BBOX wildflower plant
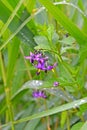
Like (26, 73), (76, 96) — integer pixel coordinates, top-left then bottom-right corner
(0, 0), (87, 130)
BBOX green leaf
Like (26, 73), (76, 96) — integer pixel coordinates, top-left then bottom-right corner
(60, 36), (76, 45)
(13, 97), (87, 124)
(24, 119), (40, 130)
(80, 121), (87, 130)
(1, 0), (13, 11)
(47, 24), (54, 41)
(39, 0), (87, 46)
(6, 37), (20, 86)
(34, 35), (50, 50)
(60, 111), (67, 128)
(71, 122), (83, 130)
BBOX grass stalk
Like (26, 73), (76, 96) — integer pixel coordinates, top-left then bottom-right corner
(0, 0), (25, 37)
(0, 52), (15, 130)
(20, 46), (32, 79)
(0, 52), (6, 86)
(5, 88), (15, 130)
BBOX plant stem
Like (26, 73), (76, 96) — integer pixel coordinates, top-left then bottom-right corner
(0, 52), (6, 86)
(5, 88), (15, 130)
(67, 112), (70, 130)
(20, 46), (32, 79)
(0, 52), (15, 130)
(44, 100), (51, 130)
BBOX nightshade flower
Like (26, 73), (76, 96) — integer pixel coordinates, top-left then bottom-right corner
(32, 90), (47, 99)
(53, 81), (59, 87)
(25, 50), (57, 75)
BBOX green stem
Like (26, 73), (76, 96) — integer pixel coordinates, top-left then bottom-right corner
(0, 52), (6, 86)
(0, 52), (15, 130)
(20, 46), (32, 80)
(67, 112), (70, 130)
(5, 88), (15, 130)
(44, 100), (51, 130)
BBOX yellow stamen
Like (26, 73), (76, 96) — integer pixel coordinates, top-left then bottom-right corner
(52, 69), (54, 73)
(38, 69), (41, 72)
(32, 9), (38, 14)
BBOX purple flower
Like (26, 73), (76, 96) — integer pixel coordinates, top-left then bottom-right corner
(25, 50), (57, 75)
(35, 62), (57, 74)
(32, 90), (47, 99)
(53, 81), (59, 87)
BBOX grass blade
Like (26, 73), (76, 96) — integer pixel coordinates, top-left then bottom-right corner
(0, 1), (36, 49)
(0, 7), (44, 51)
(6, 38), (20, 85)
(1, 97), (87, 128)
(0, 0), (25, 37)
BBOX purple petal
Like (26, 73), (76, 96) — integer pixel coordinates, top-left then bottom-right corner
(32, 90), (46, 99)
(32, 91), (39, 98)
(53, 62), (58, 67)
(53, 81), (59, 87)
(30, 52), (34, 56)
(47, 65), (53, 70)
(24, 56), (31, 59)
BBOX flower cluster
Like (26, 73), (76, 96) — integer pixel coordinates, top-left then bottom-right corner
(32, 90), (46, 99)
(25, 50), (57, 75)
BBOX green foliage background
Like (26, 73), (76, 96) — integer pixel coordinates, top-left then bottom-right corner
(0, 0), (87, 130)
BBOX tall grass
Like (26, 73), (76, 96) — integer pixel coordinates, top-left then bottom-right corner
(0, 0), (87, 130)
